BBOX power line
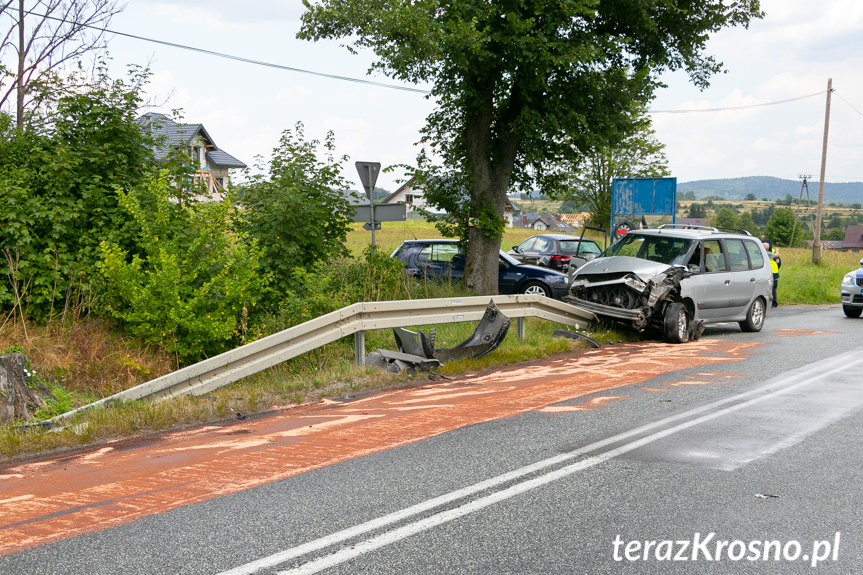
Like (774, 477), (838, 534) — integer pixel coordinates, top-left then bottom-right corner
(13, 10), (849, 113)
(649, 91), (824, 113)
(834, 91), (863, 118)
(19, 10), (432, 94)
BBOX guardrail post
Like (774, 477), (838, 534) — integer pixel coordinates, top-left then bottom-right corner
(516, 317), (525, 339)
(354, 330), (366, 365)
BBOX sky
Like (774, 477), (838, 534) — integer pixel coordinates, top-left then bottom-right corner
(93, 0), (863, 194)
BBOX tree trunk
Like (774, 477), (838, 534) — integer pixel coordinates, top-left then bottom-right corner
(0, 353), (47, 423)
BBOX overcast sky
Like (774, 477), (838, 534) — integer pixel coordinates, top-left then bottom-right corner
(102, 0), (863, 194)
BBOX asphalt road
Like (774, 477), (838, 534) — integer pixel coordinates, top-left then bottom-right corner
(2, 304), (862, 574)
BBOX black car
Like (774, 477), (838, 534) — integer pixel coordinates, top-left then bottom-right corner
(391, 239), (569, 299)
(508, 234), (602, 272)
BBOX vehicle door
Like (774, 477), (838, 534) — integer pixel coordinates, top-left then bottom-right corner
(511, 237), (537, 263)
(415, 243), (464, 281)
(684, 239), (730, 321)
(497, 251), (527, 294)
(722, 238), (760, 317)
(520, 236), (549, 265)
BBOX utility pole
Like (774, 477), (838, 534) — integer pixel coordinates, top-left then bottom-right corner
(812, 78), (833, 264)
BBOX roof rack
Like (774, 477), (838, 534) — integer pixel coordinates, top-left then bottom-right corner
(655, 224), (753, 237)
(656, 223), (718, 232)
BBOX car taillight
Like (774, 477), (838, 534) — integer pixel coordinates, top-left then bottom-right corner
(550, 255), (571, 262)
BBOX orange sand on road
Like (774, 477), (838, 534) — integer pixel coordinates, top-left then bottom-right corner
(0, 339), (760, 555)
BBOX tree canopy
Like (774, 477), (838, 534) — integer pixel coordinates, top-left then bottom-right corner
(552, 105), (670, 230)
(302, 0), (763, 294)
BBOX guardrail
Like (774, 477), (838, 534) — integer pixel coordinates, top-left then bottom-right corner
(49, 294), (594, 423)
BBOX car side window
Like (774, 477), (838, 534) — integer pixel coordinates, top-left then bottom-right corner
(418, 244), (460, 263)
(519, 237), (537, 251)
(703, 240), (724, 272)
(743, 239), (766, 269)
(725, 239), (750, 271)
(534, 237), (551, 252)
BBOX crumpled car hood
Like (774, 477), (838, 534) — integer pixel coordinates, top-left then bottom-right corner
(573, 256), (671, 281)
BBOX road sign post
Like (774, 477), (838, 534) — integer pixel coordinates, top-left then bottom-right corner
(356, 161), (381, 248)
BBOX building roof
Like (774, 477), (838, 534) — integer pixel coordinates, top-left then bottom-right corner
(842, 225), (863, 249)
(383, 176), (519, 213)
(137, 112), (246, 169)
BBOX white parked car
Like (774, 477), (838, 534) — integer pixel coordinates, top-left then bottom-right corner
(840, 257), (863, 318)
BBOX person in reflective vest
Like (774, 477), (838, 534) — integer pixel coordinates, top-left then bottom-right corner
(761, 238), (781, 307)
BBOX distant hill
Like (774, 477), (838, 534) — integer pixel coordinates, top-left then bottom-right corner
(678, 176), (863, 205)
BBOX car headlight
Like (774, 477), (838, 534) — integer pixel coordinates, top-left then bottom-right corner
(842, 275), (855, 286)
(624, 275), (648, 293)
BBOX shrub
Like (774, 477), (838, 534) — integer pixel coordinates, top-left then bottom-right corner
(97, 173), (268, 364)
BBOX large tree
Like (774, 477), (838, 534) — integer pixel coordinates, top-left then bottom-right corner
(0, 0), (122, 128)
(300, 0), (763, 295)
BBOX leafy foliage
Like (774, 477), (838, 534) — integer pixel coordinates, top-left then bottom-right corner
(763, 208), (798, 247)
(236, 123), (355, 305)
(550, 106), (670, 229)
(0, 67), (156, 317)
(250, 246), (412, 339)
(97, 173), (268, 364)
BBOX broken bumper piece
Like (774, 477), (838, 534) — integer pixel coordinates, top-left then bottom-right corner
(368, 300), (511, 373)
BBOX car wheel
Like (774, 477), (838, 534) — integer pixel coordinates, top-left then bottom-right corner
(739, 298), (766, 332)
(843, 305), (863, 318)
(663, 302), (689, 344)
(613, 220), (635, 239)
(520, 281), (551, 298)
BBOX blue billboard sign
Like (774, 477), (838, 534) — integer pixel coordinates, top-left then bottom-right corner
(611, 177), (677, 234)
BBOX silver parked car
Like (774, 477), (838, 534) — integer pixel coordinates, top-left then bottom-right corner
(566, 225), (774, 343)
(840, 257), (863, 318)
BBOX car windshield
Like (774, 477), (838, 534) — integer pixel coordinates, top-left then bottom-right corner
(604, 234), (695, 266)
(559, 240), (602, 255)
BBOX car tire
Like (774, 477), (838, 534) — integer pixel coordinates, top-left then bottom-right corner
(843, 305), (863, 318)
(739, 298), (766, 332)
(520, 281), (551, 298)
(613, 220), (635, 239)
(663, 302), (689, 344)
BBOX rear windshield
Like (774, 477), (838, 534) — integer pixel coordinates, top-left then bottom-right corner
(605, 234), (695, 266)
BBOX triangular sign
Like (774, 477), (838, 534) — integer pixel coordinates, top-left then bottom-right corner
(356, 161), (381, 199)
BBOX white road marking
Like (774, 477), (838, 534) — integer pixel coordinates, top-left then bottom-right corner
(215, 349), (863, 575)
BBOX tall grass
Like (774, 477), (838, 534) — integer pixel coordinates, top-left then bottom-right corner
(777, 247), (861, 304)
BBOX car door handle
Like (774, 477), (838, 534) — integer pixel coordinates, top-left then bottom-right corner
(750, 277), (756, 283)
(725, 280), (731, 285)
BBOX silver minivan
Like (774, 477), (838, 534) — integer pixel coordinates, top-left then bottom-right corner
(566, 225), (774, 343)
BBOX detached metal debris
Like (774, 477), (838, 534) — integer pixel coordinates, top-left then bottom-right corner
(365, 300), (511, 373)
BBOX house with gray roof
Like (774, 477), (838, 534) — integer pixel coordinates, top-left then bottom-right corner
(382, 176), (522, 226)
(137, 112), (246, 196)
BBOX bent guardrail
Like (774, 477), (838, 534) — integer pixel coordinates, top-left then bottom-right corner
(49, 294), (595, 423)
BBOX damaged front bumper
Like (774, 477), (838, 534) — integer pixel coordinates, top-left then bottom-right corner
(565, 267), (691, 331)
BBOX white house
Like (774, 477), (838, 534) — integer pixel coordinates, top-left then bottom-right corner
(382, 177), (522, 227)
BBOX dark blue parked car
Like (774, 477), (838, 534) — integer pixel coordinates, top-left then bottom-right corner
(391, 239), (569, 299)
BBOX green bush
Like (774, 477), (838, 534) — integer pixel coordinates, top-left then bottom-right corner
(251, 246), (412, 338)
(236, 123), (356, 307)
(0, 67), (157, 317)
(97, 173), (268, 364)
